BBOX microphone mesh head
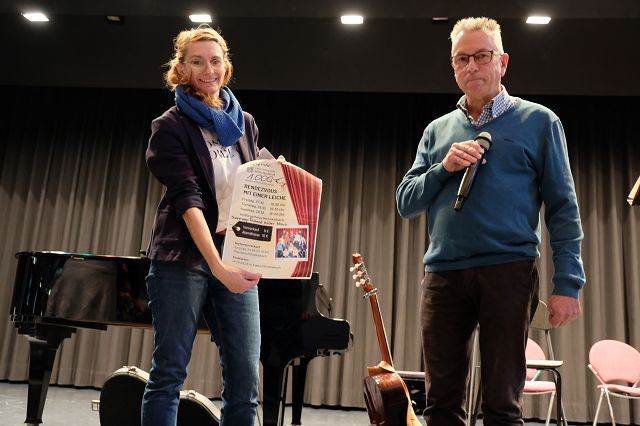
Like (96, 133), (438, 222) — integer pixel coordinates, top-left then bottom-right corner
(477, 131), (492, 149)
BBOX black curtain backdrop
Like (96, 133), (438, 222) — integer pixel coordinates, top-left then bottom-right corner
(1, 85), (639, 423)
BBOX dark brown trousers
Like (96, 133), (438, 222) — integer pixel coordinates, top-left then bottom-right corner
(421, 260), (539, 426)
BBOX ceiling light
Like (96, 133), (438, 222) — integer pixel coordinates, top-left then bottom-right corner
(341, 15), (364, 25)
(432, 17), (449, 22)
(526, 16), (551, 25)
(22, 12), (49, 22)
(189, 14), (212, 23)
(105, 15), (124, 23)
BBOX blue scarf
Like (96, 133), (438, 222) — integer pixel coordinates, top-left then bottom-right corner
(175, 85), (245, 147)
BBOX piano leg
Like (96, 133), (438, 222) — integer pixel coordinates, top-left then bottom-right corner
(23, 326), (74, 425)
(262, 363), (288, 426)
(290, 357), (313, 426)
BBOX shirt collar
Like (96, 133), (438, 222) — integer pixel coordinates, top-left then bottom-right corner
(457, 86), (512, 126)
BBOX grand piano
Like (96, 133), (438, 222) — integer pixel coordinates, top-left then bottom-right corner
(10, 251), (351, 426)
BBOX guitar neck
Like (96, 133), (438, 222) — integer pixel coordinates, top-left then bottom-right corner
(368, 293), (394, 367)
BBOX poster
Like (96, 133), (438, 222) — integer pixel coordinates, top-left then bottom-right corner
(221, 159), (322, 278)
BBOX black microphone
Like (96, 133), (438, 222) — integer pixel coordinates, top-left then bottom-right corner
(454, 131), (492, 211)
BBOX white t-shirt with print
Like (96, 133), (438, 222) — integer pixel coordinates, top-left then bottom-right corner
(199, 127), (242, 233)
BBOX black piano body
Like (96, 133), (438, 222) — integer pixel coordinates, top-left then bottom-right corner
(10, 251), (351, 425)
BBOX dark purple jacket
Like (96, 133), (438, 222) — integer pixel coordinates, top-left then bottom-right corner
(145, 106), (259, 265)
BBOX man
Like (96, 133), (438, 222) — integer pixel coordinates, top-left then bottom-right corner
(396, 17), (585, 426)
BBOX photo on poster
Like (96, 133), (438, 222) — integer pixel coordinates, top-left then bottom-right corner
(274, 226), (309, 260)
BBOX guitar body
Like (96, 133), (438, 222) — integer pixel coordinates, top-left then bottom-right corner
(363, 366), (410, 426)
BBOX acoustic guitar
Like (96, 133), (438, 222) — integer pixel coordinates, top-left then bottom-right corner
(351, 253), (421, 426)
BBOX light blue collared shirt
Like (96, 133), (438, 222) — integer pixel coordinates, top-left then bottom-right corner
(456, 86), (515, 127)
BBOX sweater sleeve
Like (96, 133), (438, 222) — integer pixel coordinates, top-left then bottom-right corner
(539, 118), (585, 297)
(396, 127), (453, 218)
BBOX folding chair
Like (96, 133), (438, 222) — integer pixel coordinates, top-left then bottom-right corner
(588, 339), (640, 425)
(526, 301), (567, 426)
(530, 301), (555, 358)
(524, 338), (558, 426)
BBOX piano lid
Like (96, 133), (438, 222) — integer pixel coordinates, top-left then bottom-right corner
(12, 251), (152, 330)
(11, 251), (350, 361)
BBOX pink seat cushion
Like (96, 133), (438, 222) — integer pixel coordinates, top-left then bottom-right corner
(598, 384), (640, 396)
(524, 380), (556, 393)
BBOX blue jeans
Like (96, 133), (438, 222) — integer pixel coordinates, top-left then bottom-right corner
(141, 240), (260, 426)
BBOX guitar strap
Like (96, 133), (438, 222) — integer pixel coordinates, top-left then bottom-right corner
(376, 361), (421, 425)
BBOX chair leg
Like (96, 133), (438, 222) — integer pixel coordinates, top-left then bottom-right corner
(592, 390), (604, 426)
(604, 391), (616, 426)
(469, 378), (482, 426)
(544, 392), (555, 426)
(560, 398), (568, 426)
(466, 369), (477, 426)
(467, 369), (476, 425)
(466, 330), (480, 426)
(548, 369), (566, 426)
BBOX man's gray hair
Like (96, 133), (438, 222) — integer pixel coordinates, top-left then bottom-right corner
(450, 17), (504, 53)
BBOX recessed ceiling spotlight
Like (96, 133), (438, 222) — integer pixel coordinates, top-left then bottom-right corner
(341, 15), (364, 25)
(22, 12), (49, 22)
(189, 14), (212, 23)
(526, 16), (551, 25)
(105, 15), (124, 24)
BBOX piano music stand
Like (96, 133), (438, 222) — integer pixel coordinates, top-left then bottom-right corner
(628, 175), (640, 206)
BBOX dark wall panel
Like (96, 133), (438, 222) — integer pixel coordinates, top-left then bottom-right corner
(1, 14), (637, 96)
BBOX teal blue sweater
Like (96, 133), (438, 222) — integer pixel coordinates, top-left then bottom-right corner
(396, 98), (585, 298)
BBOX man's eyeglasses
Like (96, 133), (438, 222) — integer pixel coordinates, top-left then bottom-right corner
(451, 50), (500, 69)
(184, 58), (224, 71)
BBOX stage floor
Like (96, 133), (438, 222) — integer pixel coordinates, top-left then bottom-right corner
(1, 381), (552, 425)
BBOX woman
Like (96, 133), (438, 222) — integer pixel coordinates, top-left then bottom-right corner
(142, 25), (262, 426)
